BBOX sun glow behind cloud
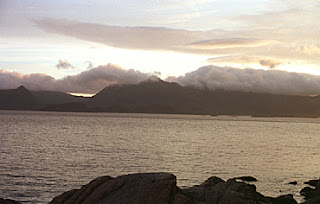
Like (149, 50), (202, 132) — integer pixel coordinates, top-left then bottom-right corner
(277, 64), (320, 76)
(2, 0), (320, 95)
(68, 92), (95, 97)
(1, 39), (208, 79)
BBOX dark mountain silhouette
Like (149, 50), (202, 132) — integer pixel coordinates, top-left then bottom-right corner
(1, 79), (320, 117)
(0, 86), (36, 110)
(89, 78), (320, 117)
(32, 91), (89, 108)
(89, 77), (203, 113)
(0, 87), (89, 111)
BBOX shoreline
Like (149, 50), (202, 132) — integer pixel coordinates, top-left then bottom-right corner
(1, 109), (320, 119)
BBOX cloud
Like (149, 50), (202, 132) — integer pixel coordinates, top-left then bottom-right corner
(0, 63), (150, 94)
(232, 6), (320, 31)
(186, 38), (273, 49)
(35, 18), (275, 53)
(33, 16), (320, 68)
(207, 55), (284, 69)
(259, 59), (281, 69)
(167, 65), (320, 95)
(86, 61), (93, 69)
(3, 64), (320, 96)
(58, 63), (150, 93)
(153, 71), (162, 76)
(56, 59), (74, 69)
(33, 18), (209, 51)
(0, 69), (56, 91)
(295, 44), (320, 56)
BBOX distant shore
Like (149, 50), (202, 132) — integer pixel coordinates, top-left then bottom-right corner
(1, 108), (320, 119)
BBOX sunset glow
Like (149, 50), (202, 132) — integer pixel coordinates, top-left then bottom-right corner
(1, 0), (320, 94)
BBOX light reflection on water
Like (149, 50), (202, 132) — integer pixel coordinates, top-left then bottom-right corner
(1, 110), (320, 203)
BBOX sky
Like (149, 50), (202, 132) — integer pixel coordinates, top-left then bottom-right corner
(1, 0), (320, 95)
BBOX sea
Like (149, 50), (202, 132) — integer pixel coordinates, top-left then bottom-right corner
(0, 110), (319, 203)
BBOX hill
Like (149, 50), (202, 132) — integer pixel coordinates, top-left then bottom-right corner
(0, 86), (36, 110)
(0, 86), (89, 111)
(89, 78), (320, 117)
(1, 80), (320, 117)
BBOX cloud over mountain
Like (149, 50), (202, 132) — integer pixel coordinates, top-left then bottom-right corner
(0, 64), (150, 94)
(207, 56), (284, 69)
(167, 66), (320, 96)
(2, 64), (320, 96)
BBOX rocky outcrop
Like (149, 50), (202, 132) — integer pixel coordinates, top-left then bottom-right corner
(233, 176), (258, 182)
(183, 176), (269, 203)
(301, 178), (320, 204)
(289, 181), (298, 185)
(46, 173), (297, 204)
(0, 173), (300, 204)
(49, 173), (177, 204)
(304, 179), (319, 187)
(0, 198), (21, 204)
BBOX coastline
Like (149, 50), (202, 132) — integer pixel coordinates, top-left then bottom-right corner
(1, 108), (320, 119)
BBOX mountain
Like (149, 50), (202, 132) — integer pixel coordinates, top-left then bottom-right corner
(32, 91), (89, 109)
(0, 86), (36, 110)
(89, 78), (204, 113)
(89, 78), (320, 117)
(1, 80), (320, 117)
(0, 86), (89, 111)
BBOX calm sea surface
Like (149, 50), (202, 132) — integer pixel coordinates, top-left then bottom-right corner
(0, 110), (320, 203)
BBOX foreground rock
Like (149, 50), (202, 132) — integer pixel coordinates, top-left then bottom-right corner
(49, 173), (176, 204)
(300, 178), (320, 204)
(47, 173), (296, 204)
(0, 173), (299, 204)
(0, 198), (21, 204)
(233, 176), (258, 182)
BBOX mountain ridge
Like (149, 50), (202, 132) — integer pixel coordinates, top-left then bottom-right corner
(1, 81), (320, 117)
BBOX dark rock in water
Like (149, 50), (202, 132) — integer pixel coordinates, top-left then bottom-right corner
(288, 181), (298, 185)
(305, 179), (320, 187)
(49, 173), (177, 204)
(2, 173), (300, 204)
(183, 177), (275, 204)
(301, 178), (320, 203)
(300, 183), (320, 204)
(233, 176), (258, 182)
(200, 176), (225, 187)
(300, 186), (319, 200)
(208, 179), (266, 203)
(315, 180), (320, 190)
(49, 189), (79, 204)
(68, 176), (113, 204)
(49, 176), (113, 204)
(0, 198), (21, 204)
(181, 176), (225, 202)
(270, 194), (297, 204)
(49, 173), (299, 204)
(302, 195), (320, 204)
(172, 193), (192, 204)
